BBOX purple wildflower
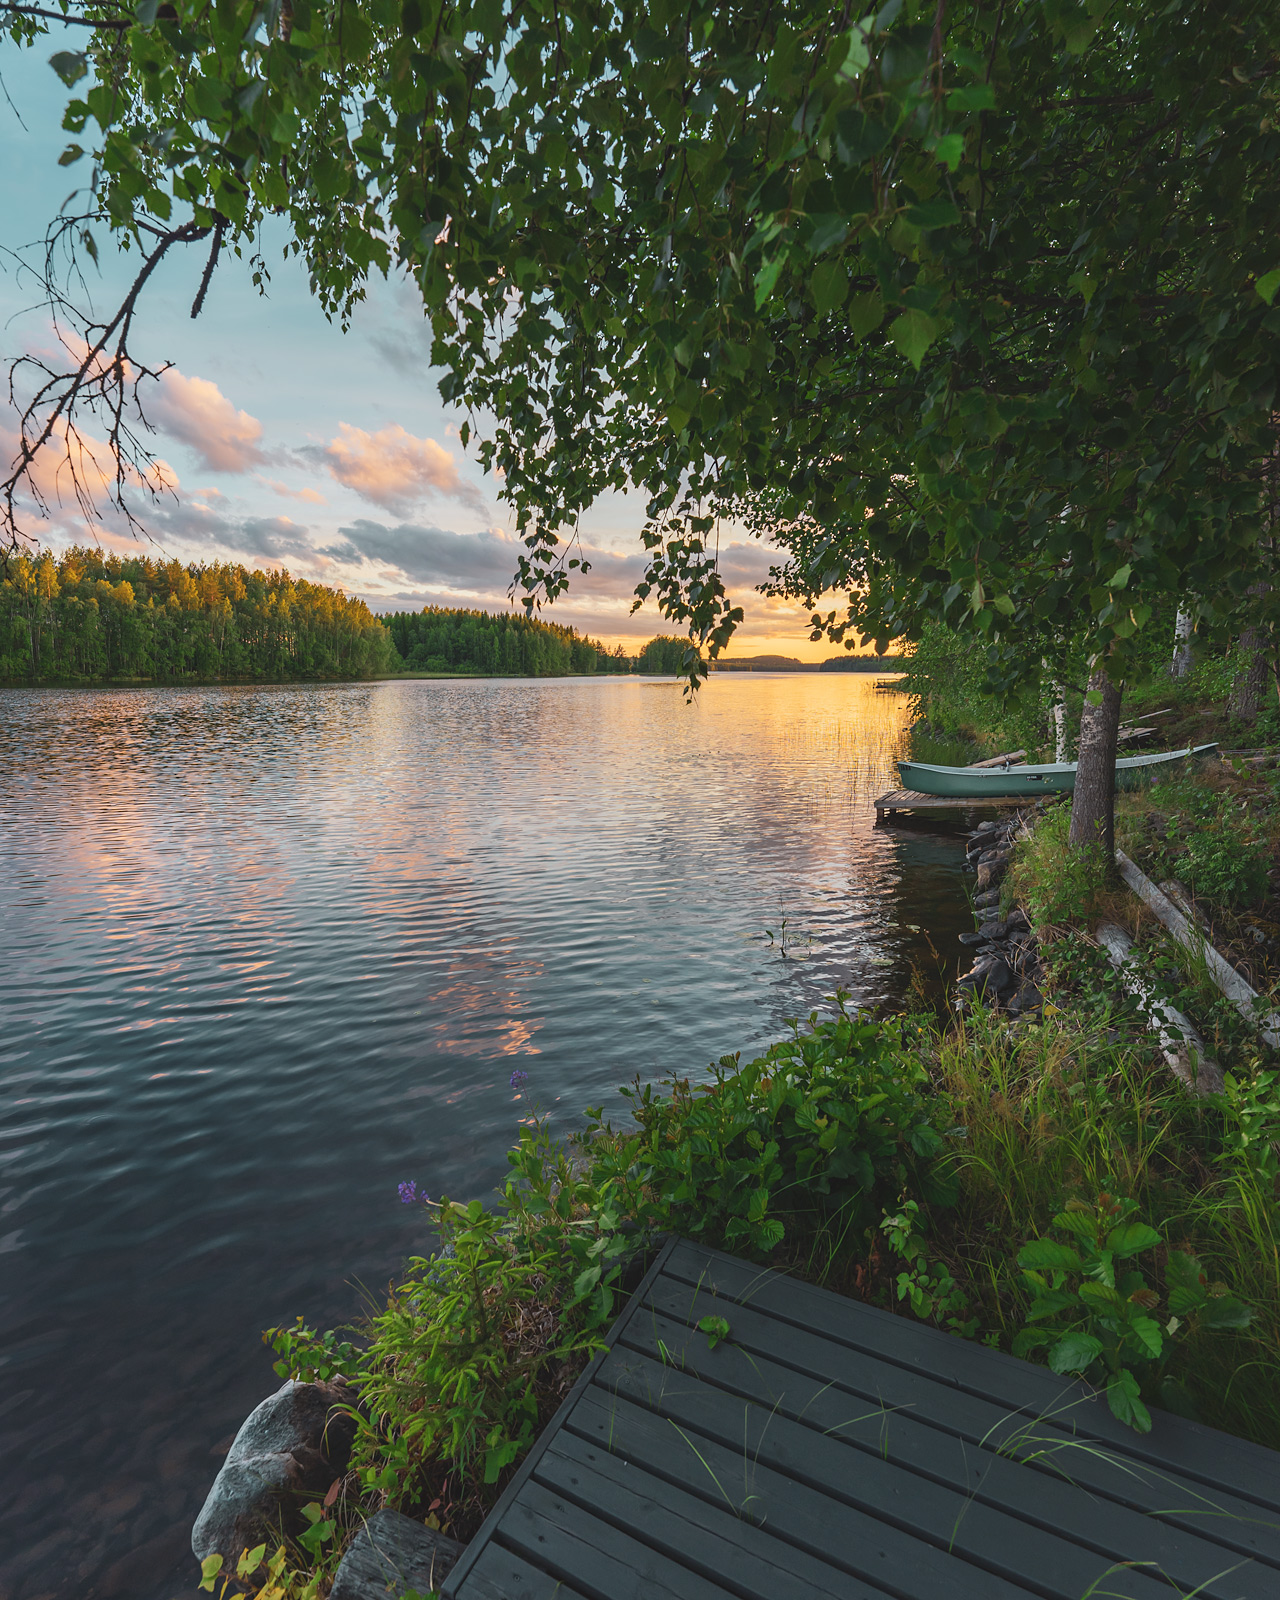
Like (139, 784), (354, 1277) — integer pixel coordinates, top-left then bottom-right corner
(510, 1069), (529, 1089)
(398, 1181), (418, 1205)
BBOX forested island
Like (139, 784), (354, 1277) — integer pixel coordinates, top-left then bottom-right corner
(0, 547), (396, 682)
(384, 607), (629, 676)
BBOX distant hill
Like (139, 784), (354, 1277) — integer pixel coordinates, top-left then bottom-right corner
(819, 655), (906, 672)
(710, 655), (818, 672)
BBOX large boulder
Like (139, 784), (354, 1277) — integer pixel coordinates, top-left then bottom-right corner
(192, 1378), (358, 1581)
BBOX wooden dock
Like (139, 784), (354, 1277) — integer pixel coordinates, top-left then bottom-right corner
(439, 1237), (1280, 1600)
(875, 787), (1030, 819)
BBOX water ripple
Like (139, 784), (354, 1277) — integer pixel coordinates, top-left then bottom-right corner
(0, 674), (971, 1598)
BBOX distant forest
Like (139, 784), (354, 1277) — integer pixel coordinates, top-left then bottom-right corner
(385, 607), (630, 676)
(0, 551), (904, 686)
(819, 654), (905, 671)
(0, 547), (395, 683)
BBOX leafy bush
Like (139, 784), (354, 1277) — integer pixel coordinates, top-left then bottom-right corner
(1145, 778), (1271, 909)
(1006, 801), (1110, 927)
(587, 1003), (954, 1259)
(1013, 1194), (1251, 1431)
(265, 1004), (952, 1536)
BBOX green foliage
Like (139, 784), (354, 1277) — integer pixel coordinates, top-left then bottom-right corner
(637, 635), (697, 675)
(879, 1199), (978, 1339)
(198, 1543), (320, 1599)
(1013, 1195), (1251, 1432)
(1144, 778), (1272, 910)
(263, 1319), (362, 1385)
(898, 623), (1052, 756)
(266, 1003), (952, 1534)
(0, 547), (396, 684)
(386, 607), (629, 677)
(1212, 1071), (1280, 1189)
(11, 3), (1279, 688)
(1007, 802), (1108, 928)
(588, 1003), (952, 1260)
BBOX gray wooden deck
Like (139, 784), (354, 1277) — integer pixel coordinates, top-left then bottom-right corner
(442, 1236), (1280, 1600)
(875, 787), (1029, 818)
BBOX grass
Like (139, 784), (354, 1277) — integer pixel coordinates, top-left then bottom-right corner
(917, 1004), (1280, 1445)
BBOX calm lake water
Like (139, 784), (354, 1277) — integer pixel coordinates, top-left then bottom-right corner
(0, 674), (972, 1599)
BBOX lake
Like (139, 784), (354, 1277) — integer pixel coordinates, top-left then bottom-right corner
(0, 673), (971, 1599)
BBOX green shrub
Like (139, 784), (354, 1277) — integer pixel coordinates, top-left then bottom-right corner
(1145, 778), (1271, 909)
(1007, 801), (1110, 927)
(1013, 1194), (1251, 1432)
(588, 1003), (954, 1260)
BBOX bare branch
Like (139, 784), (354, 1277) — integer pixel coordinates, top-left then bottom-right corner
(0, 3), (132, 29)
(3, 216), (211, 560)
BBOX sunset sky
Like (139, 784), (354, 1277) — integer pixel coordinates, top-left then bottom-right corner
(0, 34), (850, 660)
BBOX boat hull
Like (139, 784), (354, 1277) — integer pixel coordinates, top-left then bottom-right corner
(896, 744), (1217, 799)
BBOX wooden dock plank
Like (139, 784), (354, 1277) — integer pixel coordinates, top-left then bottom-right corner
(598, 1344), (1179, 1600)
(618, 1303), (1277, 1596)
(497, 1481), (741, 1600)
(562, 1387), (1026, 1600)
(535, 1431), (857, 1600)
(638, 1268), (1280, 1570)
(461, 1544), (591, 1600)
(662, 1241), (1280, 1505)
(443, 1240), (1280, 1600)
(874, 787), (1030, 815)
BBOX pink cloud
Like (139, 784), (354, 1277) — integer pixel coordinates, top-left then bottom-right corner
(147, 370), (266, 473)
(323, 423), (482, 514)
(258, 475), (326, 505)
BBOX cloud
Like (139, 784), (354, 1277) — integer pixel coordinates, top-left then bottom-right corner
(323, 423), (485, 515)
(238, 515), (316, 561)
(148, 370), (266, 473)
(258, 475), (326, 505)
(321, 518), (521, 589)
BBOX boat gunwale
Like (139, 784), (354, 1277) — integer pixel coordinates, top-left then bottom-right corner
(897, 743), (1218, 783)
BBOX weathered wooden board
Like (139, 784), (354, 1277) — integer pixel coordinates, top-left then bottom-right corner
(875, 788), (1030, 816)
(443, 1237), (1280, 1600)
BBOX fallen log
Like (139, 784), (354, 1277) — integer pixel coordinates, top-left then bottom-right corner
(970, 749), (1027, 768)
(1095, 921), (1223, 1095)
(1115, 850), (1280, 1049)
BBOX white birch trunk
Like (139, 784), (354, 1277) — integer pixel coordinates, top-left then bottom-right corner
(1170, 606), (1194, 679)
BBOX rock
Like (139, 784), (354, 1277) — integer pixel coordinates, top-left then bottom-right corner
(973, 889), (1001, 908)
(192, 1379), (358, 1582)
(971, 957), (1016, 996)
(1009, 981), (1044, 1014)
(1005, 908), (1029, 930)
(975, 820), (998, 834)
(958, 930), (989, 946)
(329, 1509), (463, 1600)
(975, 859), (1007, 891)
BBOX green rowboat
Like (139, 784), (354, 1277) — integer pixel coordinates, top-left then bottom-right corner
(896, 743), (1219, 798)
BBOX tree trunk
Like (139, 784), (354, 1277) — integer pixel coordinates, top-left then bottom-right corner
(1228, 627), (1269, 723)
(1052, 688), (1067, 763)
(1170, 606), (1194, 679)
(1228, 581), (1271, 723)
(1068, 664), (1122, 857)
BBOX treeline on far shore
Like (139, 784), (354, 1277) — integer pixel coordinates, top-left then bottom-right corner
(1, 547), (396, 683)
(385, 607), (630, 676)
(0, 550), (902, 685)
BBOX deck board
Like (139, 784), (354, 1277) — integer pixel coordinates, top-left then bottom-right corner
(874, 787), (1031, 816)
(443, 1239), (1280, 1600)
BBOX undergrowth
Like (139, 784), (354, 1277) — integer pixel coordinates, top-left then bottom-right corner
(244, 983), (1279, 1598)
